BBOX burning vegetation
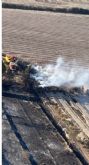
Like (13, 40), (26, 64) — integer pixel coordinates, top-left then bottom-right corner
(2, 53), (89, 94)
(2, 53), (89, 164)
(2, 53), (37, 91)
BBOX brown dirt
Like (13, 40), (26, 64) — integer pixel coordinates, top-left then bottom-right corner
(2, 9), (89, 68)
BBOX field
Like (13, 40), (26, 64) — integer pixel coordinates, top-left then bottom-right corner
(2, 5), (89, 165)
(2, 9), (89, 68)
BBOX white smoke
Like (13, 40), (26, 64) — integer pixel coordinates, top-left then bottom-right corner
(32, 57), (89, 89)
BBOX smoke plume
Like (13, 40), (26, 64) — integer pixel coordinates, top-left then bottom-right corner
(32, 57), (89, 89)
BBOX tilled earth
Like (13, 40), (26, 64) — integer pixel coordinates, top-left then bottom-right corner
(2, 8), (89, 67)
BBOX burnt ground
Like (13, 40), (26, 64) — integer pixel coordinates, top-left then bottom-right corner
(2, 89), (82, 165)
(2, 4), (89, 165)
(2, 80), (89, 164)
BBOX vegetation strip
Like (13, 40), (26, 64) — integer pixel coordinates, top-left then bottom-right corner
(2, 2), (89, 15)
(31, 86), (89, 165)
(39, 102), (89, 165)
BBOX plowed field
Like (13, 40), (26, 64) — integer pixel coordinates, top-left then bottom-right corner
(2, 9), (89, 68)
